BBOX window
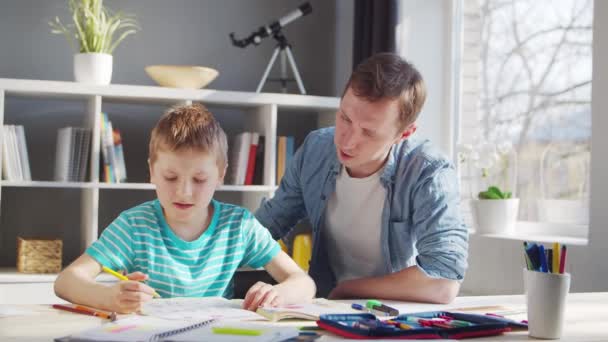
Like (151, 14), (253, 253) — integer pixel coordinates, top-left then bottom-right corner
(458, 0), (593, 237)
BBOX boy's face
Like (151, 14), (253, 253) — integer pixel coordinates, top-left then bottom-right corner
(335, 87), (416, 178)
(149, 148), (225, 227)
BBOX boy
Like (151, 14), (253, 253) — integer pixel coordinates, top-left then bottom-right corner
(55, 104), (316, 313)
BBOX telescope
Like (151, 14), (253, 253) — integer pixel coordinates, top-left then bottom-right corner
(230, 3), (312, 48)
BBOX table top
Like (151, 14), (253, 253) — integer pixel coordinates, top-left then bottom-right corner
(1, 292), (606, 341)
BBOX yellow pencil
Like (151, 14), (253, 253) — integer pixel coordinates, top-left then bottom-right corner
(102, 266), (161, 298)
(553, 243), (560, 274)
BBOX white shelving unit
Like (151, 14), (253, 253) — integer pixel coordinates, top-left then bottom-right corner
(0, 78), (339, 303)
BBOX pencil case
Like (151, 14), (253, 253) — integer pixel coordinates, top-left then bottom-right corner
(316, 311), (527, 339)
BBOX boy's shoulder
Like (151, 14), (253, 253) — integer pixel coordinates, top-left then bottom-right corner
(118, 200), (160, 225)
(215, 200), (252, 221)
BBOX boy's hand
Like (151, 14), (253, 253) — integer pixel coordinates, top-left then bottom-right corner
(242, 281), (284, 311)
(106, 272), (155, 313)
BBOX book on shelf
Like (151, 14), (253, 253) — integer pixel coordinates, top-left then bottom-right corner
(252, 135), (265, 185)
(244, 132), (260, 185)
(276, 136), (287, 184)
(100, 113), (126, 183)
(2, 125), (32, 181)
(54, 127), (91, 182)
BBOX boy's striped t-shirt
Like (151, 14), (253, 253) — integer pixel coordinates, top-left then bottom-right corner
(86, 199), (280, 298)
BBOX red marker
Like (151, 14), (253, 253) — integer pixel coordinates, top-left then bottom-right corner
(559, 245), (567, 274)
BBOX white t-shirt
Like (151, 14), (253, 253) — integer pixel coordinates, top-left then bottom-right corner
(324, 166), (387, 282)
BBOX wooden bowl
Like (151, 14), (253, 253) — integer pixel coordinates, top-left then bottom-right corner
(145, 65), (219, 89)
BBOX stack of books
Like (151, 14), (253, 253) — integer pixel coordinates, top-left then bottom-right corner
(54, 127), (91, 182)
(100, 113), (127, 183)
(2, 125), (31, 181)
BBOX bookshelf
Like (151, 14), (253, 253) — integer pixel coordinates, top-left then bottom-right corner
(0, 78), (339, 303)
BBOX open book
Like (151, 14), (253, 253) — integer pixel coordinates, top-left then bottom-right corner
(256, 298), (359, 321)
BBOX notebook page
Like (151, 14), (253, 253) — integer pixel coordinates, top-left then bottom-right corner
(69, 315), (213, 342)
(142, 297), (262, 321)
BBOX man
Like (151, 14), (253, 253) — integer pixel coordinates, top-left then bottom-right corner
(255, 52), (468, 304)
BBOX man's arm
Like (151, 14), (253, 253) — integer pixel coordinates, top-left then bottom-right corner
(328, 265), (460, 304)
(255, 134), (311, 239)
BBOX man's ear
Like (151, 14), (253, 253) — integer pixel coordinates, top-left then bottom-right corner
(400, 122), (418, 140)
(397, 123), (417, 142)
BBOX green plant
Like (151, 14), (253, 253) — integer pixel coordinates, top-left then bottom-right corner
(478, 186), (512, 200)
(49, 0), (138, 54)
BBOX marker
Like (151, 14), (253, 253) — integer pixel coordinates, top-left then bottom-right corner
(366, 299), (381, 310)
(553, 242), (560, 274)
(212, 327), (264, 336)
(559, 245), (567, 274)
(371, 303), (399, 316)
(101, 266), (161, 298)
(351, 303), (366, 311)
(538, 244), (548, 272)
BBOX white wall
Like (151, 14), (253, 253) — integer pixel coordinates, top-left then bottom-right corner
(461, 1), (608, 295)
(396, 0), (454, 156)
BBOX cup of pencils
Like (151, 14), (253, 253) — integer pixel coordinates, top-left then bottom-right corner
(523, 242), (570, 339)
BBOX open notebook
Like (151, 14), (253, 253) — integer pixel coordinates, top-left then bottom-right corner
(256, 298), (359, 321)
(54, 315), (215, 342)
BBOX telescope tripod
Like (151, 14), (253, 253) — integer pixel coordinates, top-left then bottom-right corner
(256, 31), (306, 94)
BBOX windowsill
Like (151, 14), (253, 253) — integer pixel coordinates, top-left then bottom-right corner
(469, 220), (588, 246)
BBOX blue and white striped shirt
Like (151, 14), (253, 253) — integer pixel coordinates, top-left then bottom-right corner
(86, 199), (280, 298)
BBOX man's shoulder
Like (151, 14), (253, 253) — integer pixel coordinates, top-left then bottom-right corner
(302, 127), (336, 152)
(393, 138), (455, 177)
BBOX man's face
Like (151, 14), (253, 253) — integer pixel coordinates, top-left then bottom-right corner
(149, 148), (224, 227)
(334, 88), (415, 178)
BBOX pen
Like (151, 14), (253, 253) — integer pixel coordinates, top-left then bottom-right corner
(523, 242), (533, 270)
(212, 326), (264, 336)
(52, 304), (116, 321)
(101, 266), (161, 298)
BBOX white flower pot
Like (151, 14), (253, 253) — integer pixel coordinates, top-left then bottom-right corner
(74, 53), (113, 85)
(471, 198), (520, 234)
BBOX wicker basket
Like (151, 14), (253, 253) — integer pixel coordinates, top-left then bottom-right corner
(16, 237), (62, 273)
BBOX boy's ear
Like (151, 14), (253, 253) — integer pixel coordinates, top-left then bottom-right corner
(148, 159), (154, 178)
(218, 164), (228, 187)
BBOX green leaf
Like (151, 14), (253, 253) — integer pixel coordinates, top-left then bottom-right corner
(487, 186), (504, 198)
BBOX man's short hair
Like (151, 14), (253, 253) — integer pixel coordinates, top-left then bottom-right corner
(343, 52), (427, 129)
(149, 103), (228, 170)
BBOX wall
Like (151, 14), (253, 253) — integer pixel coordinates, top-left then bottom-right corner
(0, 0), (339, 266)
(460, 1), (608, 295)
(395, 0), (454, 155)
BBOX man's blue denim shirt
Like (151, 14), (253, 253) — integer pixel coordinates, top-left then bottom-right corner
(255, 127), (469, 297)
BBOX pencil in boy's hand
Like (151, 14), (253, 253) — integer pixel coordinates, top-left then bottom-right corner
(101, 266), (161, 298)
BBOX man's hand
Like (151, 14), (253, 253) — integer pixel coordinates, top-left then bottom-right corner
(105, 272), (155, 313)
(242, 281), (285, 311)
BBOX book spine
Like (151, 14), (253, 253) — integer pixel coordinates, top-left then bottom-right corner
(244, 133), (260, 185)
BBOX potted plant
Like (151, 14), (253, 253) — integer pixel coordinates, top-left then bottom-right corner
(49, 0), (138, 85)
(458, 138), (519, 234)
(471, 186), (520, 234)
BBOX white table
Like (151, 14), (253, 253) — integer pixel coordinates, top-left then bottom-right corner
(1, 292), (606, 341)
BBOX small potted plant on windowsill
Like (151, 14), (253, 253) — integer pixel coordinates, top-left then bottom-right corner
(471, 186), (519, 234)
(49, 0), (138, 85)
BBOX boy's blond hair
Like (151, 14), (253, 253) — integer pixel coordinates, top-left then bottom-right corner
(149, 103), (228, 170)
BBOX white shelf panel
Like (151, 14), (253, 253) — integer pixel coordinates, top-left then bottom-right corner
(0, 268), (115, 284)
(97, 183), (277, 192)
(2, 181), (277, 192)
(0, 78), (340, 110)
(471, 220), (589, 246)
(1, 180), (96, 189)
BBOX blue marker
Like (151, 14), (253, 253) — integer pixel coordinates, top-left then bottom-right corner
(351, 303), (366, 311)
(539, 244), (548, 272)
